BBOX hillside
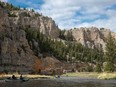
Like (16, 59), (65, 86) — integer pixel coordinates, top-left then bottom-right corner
(0, 1), (115, 74)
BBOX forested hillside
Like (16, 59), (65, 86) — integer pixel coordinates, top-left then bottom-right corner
(0, 1), (115, 74)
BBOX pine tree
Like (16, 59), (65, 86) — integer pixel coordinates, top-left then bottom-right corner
(94, 63), (102, 72)
(86, 63), (93, 72)
(103, 33), (116, 72)
(104, 62), (115, 72)
(31, 9), (35, 12)
(105, 33), (116, 62)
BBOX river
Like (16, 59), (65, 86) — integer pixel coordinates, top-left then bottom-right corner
(0, 77), (116, 87)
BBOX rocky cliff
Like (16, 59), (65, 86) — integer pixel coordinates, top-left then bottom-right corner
(0, 2), (116, 74)
(64, 27), (116, 50)
(0, 6), (60, 73)
(9, 10), (60, 38)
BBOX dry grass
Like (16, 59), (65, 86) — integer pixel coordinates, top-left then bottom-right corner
(0, 72), (116, 80)
(62, 72), (99, 78)
(62, 72), (116, 79)
(0, 74), (53, 80)
(97, 72), (116, 79)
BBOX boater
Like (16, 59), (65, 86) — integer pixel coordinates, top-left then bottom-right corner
(12, 75), (17, 80)
(20, 74), (24, 81)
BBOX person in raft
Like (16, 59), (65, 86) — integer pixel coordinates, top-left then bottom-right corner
(20, 74), (24, 81)
(12, 75), (17, 80)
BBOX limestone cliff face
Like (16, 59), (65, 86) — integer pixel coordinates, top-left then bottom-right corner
(0, 7), (60, 73)
(9, 10), (60, 38)
(64, 27), (116, 50)
(0, 7), (36, 73)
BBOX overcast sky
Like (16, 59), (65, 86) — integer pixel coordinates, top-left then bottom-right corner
(1, 0), (116, 32)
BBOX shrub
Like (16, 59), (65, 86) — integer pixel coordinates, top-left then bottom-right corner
(86, 64), (93, 72)
(104, 62), (115, 72)
(8, 12), (17, 17)
(94, 63), (102, 72)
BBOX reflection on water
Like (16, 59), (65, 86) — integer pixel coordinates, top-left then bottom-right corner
(0, 77), (116, 87)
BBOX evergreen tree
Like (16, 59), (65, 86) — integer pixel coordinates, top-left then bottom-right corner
(31, 9), (35, 12)
(86, 64), (93, 72)
(105, 33), (116, 62)
(94, 63), (102, 72)
(103, 33), (116, 72)
(59, 30), (65, 39)
(104, 62), (115, 72)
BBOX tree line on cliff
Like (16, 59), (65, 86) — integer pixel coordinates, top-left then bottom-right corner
(25, 28), (116, 72)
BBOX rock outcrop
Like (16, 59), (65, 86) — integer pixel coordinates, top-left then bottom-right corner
(9, 10), (60, 38)
(0, 6), (60, 73)
(0, 7), (36, 73)
(64, 27), (116, 50)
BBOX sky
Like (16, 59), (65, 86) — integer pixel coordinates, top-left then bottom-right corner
(1, 0), (116, 32)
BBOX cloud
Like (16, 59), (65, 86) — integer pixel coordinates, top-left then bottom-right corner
(78, 9), (116, 32)
(6, 0), (116, 32)
(38, 0), (116, 32)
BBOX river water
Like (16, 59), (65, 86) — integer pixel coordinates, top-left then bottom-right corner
(0, 77), (116, 87)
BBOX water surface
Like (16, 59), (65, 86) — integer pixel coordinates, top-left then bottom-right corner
(0, 77), (116, 87)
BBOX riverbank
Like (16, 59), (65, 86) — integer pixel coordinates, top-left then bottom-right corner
(0, 72), (116, 80)
(62, 72), (116, 80)
(0, 74), (53, 80)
